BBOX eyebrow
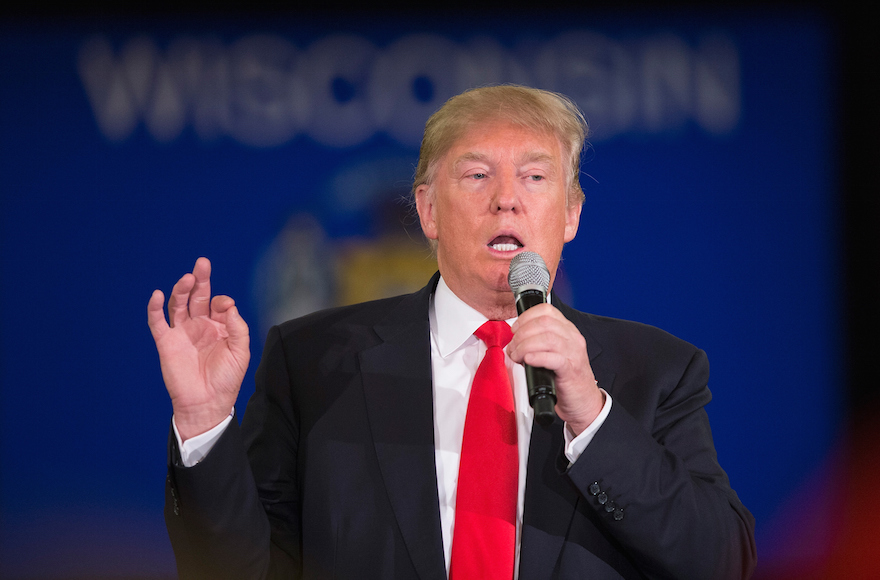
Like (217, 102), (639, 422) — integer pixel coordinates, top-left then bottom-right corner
(451, 151), (557, 172)
(451, 152), (488, 172)
(520, 152), (556, 166)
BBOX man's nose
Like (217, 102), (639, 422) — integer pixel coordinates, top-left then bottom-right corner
(491, 173), (518, 212)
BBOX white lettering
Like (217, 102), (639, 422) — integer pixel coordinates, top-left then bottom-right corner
(534, 31), (639, 140)
(227, 35), (305, 147)
(695, 34), (741, 135)
(368, 34), (462, 146)
(77, 30), (742, 146)
(304, 34), (377, 147)
(641, 34), (692, 132)
(78, 36), (156, 141)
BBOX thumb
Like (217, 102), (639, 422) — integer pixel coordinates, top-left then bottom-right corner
(225, 305), (251, 356)
(147, 289), (169, 341)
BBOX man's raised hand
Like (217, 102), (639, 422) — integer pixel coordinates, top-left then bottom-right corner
(147, 257), (250, 441)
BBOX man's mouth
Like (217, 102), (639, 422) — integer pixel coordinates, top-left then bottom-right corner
(488, 235), (523, 252)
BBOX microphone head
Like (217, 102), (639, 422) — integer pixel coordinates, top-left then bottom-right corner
(508, 251), (550, 295)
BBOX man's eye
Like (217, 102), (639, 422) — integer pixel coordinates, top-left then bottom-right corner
(529, 175), (544, 181)
(471, 173), (487, 179)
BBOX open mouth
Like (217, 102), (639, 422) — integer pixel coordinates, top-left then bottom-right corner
(488, 235), (523, 252)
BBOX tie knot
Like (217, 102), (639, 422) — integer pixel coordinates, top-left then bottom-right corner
(475, 320), (513, 349)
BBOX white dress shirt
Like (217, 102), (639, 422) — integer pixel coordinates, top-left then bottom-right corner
(174, 276), (613, 577)
(428, 277), (611, 576)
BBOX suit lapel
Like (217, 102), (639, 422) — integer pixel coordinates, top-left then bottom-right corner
(519, 297), (617, 579)
(357, 281), (616, 580)
(360, 274), (447, 580)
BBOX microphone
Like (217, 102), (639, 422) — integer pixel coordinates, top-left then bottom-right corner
(508, 251), (557, 426)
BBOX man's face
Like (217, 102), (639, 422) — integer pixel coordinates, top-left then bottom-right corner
(415, 120), (581, 316)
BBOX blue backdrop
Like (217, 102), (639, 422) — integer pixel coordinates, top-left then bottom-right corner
(0, 11), (837, 578)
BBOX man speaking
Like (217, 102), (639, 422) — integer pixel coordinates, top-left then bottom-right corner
(148, 85), (756, 579)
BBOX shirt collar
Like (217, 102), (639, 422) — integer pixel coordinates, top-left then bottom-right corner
(430, 276), (518, 358)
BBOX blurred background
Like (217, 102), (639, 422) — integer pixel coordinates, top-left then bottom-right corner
(1, 1), (876, 578)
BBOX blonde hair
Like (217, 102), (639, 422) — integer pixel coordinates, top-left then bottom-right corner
(413, 84), (588, 206)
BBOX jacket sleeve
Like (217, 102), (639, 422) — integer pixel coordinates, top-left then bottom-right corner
(565, 346), (757, 579)
(164, 324), (300, 579)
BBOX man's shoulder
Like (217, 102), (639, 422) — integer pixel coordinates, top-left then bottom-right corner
(277, 293), (417, 332)
(563, 307), (709, 396)
(560, 303), (701, 356)
(272, 273), (438, 342)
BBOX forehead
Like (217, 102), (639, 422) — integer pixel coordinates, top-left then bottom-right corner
(442, 121), (563, 169)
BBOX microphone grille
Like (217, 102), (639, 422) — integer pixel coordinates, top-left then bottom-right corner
(508, 251), (550, 293)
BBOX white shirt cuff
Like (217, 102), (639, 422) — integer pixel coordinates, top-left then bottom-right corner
(563, 388), (612, 465)
(172, 411), (234, 467)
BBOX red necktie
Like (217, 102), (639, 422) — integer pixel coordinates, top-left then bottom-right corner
(450, 320), (517, 580)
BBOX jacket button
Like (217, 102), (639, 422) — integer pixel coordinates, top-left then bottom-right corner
(589, 482), (601, 496)
(614, 508), (625, 521)
(597, 492), (608, 505)
(605, 501), (616, 513)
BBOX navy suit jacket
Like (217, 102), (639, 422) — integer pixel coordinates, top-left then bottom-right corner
(165, 273), (756, 579)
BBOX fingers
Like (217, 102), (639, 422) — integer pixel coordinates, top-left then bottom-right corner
(225, 304), (251, 355)
(188, 257), (212, 319)
(211, 295), (248, 334)
(210, 294), (236, 314)
(508, 305), (586, 371)
(168, 272), (196, 328)
(211, 295), (251, 362)
(207, 294), (235, 330)
(510, 306), (603, 432)
(509, 302), (564, 333)
(147, 289), (169, 340)
(165, 257), (213, 327)
(508, 304), (570, 349)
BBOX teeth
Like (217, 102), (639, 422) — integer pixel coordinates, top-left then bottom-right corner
(491, 243), (520, 252)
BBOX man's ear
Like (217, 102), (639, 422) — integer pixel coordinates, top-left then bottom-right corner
(564, 200), (582, 243)
(415, 184), (439, 240)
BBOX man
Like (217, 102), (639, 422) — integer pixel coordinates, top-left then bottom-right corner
(148, 85), (756, 579)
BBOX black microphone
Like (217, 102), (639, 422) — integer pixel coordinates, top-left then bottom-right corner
(508, 251), (557, 426)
